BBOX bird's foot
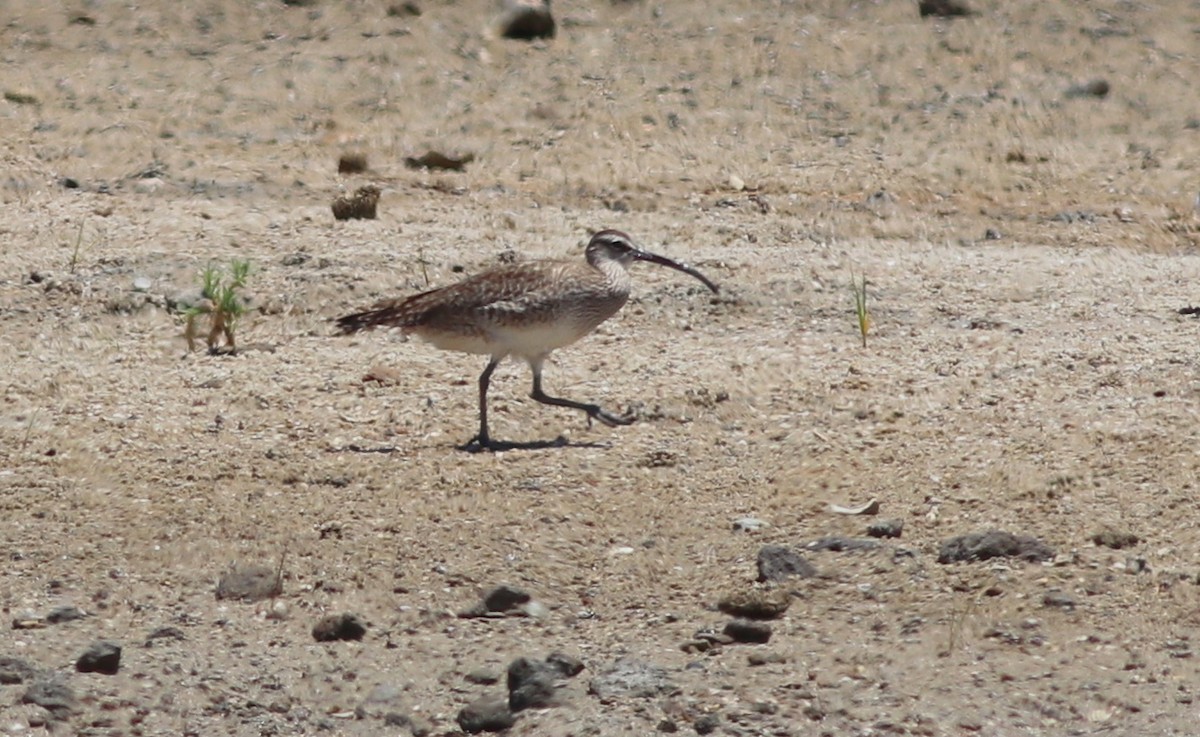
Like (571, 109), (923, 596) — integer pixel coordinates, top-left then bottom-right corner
(458, 435), (498, 453)
(589, 406), (636, 428)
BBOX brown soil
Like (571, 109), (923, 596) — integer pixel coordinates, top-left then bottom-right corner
(3, 0), (1200, 735)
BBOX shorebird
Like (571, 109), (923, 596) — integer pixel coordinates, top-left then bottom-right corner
(336, 229), (719, 451)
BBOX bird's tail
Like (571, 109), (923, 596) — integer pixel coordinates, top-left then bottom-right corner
(335, 299), (412, 334)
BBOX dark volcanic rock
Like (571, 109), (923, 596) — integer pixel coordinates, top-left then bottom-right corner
(867, 519), (904, 539)
(0, 656), (38, 684)
(22, 680), (76, 719)
(937, 530), (1055, 564)
(507, 657), (559, 711)
(493, 0), (555, 40)
(756, 545), (817, 582)
(312, 613), (368, 642)
(724, 619), (773, 644)
(75, 641), (122, 675)
(45, 605), (88, 624)
(1092, 529), (1140, 550)
(457, 697), (516, 733)
(460, 584), (535, 617)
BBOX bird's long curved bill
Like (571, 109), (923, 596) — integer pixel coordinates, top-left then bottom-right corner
(633, 249), (720, 293)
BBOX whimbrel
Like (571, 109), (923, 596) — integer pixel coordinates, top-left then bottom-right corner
(336, 230), (719, 451)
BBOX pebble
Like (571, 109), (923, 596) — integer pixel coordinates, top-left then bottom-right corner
(732, 517), (767, 532)
(724, 619), (772, 644)
(756, 545), (816, 583)
(457, 697), (515, 733)
(867, 519), (904, 539)
(312, 613), (368, 642)
(75, 641), (121, 675)
(937, 530), (1055, 564)
(717, 588), (791, 619)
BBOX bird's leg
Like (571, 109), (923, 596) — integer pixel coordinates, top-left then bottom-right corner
(460, 356), (504, 452)
(528, 357), (634, 429)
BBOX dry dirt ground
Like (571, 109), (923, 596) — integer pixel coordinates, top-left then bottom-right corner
(3, 0), (1200, 735)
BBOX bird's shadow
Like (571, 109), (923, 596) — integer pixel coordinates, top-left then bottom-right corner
(458, 435), (611, 454)
(334, 436), (611, 455)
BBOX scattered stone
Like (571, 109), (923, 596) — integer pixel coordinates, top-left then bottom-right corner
(805, 537), (881, 553)
(465, 668), (501, 685)
(144, 626), (185, 646)
(589, 659), (677, 700)
(1066, 79), (1110, 99)
(717, 588), (791, 620)
(1122, 557), (1149, 575)
(1049, 209), (1096, 224)
(21, 680), (76, 719)
(3, 89), (39, 105)
(403, 151), (475, 171)
(918, 0), (973, 17)
(0, 656), (38, 684)
(1042, 591), (1077, 610)
(732, 517), (767, 532)
(491, 0), (555, 40)
(545, 651), (585, 678)
(507, 658), (559, 711)
(216, 563), (282, 602)
(457, 697), (516, 733)
(724, 619), (772, 644)
(1092, 529), (1140, 550)
(658, 719), (679, 732)
(331, 185), (381, 221)
(338, 152), (369, 174)
(459, 584), (537, 617)
(694, 714), (721, 735)
(45, 605), (88, 624)
(937, 530), (1055, 564)
(75, 641), (121, 675)
(312, 613), (368, 642)
(867, 519), (904, 539)
(984, 228), (1003, 240)
(388, 1), (422, 16)
(747, 651), (787, 666)
(756, 545), (817, 583)
(830, 499), (879, 515)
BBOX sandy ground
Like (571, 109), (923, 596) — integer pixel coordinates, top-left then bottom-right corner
(3, 0), (1200, 735)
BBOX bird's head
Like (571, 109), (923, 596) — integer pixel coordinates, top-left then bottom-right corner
(585, 230), (719, 293)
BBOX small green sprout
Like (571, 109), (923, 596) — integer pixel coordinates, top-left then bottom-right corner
(851, 271), (870, 348)
(184, 259), (252, 354)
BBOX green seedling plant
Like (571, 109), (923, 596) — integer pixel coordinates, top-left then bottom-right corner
(185, 259), (252, 354)
(851, 271), (871, 347)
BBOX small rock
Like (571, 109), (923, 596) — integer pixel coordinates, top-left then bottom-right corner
(1092, 529), (1140, 550)
(805, 537), (881, 552)
(21, 680), (76, 719)
(403, 151), (475, 171)
(695, 714), (721, 735)
(867, 519), (904, 539)
(312, 613), (368, 642)
(756, 545), (817, 583)
(918, 0), (973, 17)
(0, 656), (38, 684)
(75, 641), (121, 675)
(492, 0), (555, 40)
(830, 499), (879, 515)
(658, 719), (679, 732)
(465, 668), (501, 685)
(589, 659), (677, 700)
(747, 651), (787, 666)
(937, 530), (1055, 564)
(144, 626), (185, 646)
(1065, 79), (1110, 99)
(984, 228), (1003, 240)
(460, 584), (534, 617)
(44, 605), (88, 624)
(216, 563), (282, 602)
(724, 619), (772, 644)
(732, 517), (767, 532)
(331, 185), (381, 221)
(545, 651), (584, 678)
(717, 588), (791, 620)
(132, 276), (153, 292)
(507, 658), (559, 711)
(457, 697), (516, 733)
(338, 152), (369, 174)
(1042, 591), (1077, 610)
